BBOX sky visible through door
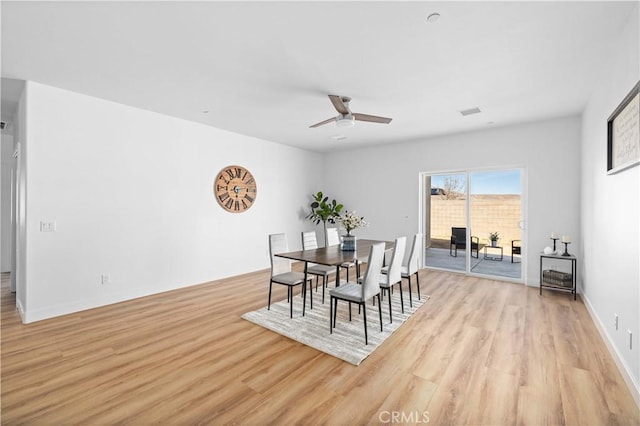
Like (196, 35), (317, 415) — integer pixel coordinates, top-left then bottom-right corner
(431, 170), (521, 195)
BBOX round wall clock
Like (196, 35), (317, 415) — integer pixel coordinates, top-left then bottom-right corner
(214, 165), (257, 213)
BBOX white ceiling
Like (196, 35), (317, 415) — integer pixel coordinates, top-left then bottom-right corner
(1, 1), (636, 152)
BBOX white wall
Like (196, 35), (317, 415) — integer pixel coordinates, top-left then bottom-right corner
(21, 81), (323, 322)
(323, 115), (582, 287)
(581, 4), (639, 395)
(0, 134), (12, 272)
(15, 85), (27, 306)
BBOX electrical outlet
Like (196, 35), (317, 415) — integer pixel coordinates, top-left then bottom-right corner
(101, 274), (110, 285)
(40, 221), (56, 232)
(614, 314), (619, 330)
(628, 330), (633, 350)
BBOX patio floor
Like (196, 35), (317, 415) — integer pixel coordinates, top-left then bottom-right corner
(425, 247), (521, 279)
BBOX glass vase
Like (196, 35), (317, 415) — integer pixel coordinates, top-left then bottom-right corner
(341, 234), (357, 251)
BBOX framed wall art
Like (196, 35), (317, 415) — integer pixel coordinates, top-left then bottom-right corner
(607, 81), (639, 174)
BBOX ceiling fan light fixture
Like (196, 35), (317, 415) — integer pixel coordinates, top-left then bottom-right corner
(310, 95), (391, 128)
(336, 115), (355, 128)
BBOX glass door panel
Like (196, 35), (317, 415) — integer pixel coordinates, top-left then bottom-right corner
(424, 173), (467, 272)
(469, 169), (523, 280)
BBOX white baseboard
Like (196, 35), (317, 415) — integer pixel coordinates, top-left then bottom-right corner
(19, 280), (199, 323)
(582, 293), (640, 408)
(16, 298), (25, 322)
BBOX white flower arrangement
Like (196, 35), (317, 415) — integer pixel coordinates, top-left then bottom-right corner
(340, 211), (369, 235)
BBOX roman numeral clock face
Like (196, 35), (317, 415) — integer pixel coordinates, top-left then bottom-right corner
(214, 165), (257, 213)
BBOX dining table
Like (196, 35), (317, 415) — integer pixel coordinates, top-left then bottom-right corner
(276, 239), (393, 281)
(275, 238), (395, 315)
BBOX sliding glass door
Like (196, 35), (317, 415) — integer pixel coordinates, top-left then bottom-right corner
(422, 168), (524, 281)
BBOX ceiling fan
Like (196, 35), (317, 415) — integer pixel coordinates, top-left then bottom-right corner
(309, 95), (392, 128)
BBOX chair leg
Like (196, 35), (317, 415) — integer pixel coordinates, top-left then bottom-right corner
(388, 288), (393, 323)
(333, 297), (338, 329)
(416, 272), (421, 300)
(321, 276), (326, 304)
(377, 294), (383, 331)
(406, 276), (413, 308)
(289, 287), (293, 318)
(268, 281), (273, 310)
(329, 295), (333, 333)
(349, 302), (352, 321)
(302, 283), (307, 317)
(398, 282), (405, 314)
(362, 301), (368, 345)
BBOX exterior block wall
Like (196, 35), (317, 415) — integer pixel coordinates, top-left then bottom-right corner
(429, 195), (522, 250)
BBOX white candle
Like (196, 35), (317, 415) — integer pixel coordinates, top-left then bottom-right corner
(561, 235), (570, 243)
(551, 232), (557, 239)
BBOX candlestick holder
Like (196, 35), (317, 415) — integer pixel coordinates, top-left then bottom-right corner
(551, 237), (559, 253)
(561, 241), (571, 256)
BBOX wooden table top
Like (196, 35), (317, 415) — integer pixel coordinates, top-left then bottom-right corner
(275, 239), (394, 266)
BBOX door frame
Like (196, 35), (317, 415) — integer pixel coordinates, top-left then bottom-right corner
(419, 166), (527, 283)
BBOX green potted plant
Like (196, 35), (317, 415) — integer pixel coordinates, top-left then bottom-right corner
(306, 191), (344, 247)
(489, 231), (499, 247)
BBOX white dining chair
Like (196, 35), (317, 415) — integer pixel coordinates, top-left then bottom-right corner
(329, 242), (385, 345)
(326, 227), (357, 281)
(378, 236), (406, 323)
(302, 230), (336, 304)
(268, 233), (313, 318)
(382, 233), (422, 307)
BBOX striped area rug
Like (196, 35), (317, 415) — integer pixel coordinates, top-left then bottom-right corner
(242, 289), (430, 365)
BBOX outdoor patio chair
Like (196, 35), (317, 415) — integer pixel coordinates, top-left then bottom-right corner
(449, 227), (479, 258)
(511, 240), (521, 263)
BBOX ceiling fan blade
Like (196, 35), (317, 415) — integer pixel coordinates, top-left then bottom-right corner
(309, 117), (336, 128)
(328, 95), (350, 114)
(353, 113), (392, 124)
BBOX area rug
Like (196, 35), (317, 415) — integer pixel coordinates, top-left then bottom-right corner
(242, 290), (430, 365)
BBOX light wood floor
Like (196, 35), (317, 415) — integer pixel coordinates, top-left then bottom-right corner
(1, 269), (638, 425)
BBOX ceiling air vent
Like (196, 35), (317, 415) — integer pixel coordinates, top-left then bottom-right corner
(0, 121), (7, 130)
(459, 107), (481, 116)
